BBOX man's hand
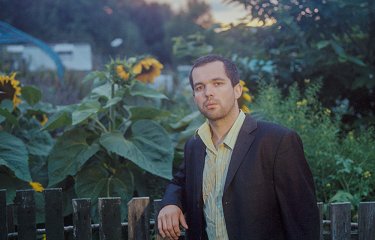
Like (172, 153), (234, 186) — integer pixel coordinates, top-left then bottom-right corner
(157, 205), (188, 240)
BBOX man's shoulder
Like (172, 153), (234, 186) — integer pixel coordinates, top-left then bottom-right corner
(251, 118), (296, 139)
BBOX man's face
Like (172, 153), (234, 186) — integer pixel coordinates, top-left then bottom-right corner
(191, 61), (242, 121)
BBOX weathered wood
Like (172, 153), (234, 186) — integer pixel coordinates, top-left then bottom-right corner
(317, 202), (323, 240)
(44, 188), (64, 240)
(72, 198), (92, 240)
(329, 202), (351, 240)
(128, 197), (150, 240)
(358, 201), (375, 240)
(153, 199), (163, 240)
(7, 204), (14, 233)
(16, 190), (36, 240)
(0, 190), (7, 240)
(98, 197), (122, 240)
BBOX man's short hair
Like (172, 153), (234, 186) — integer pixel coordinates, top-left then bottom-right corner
(188, 54), (240, 89)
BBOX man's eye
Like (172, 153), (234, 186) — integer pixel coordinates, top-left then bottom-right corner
(195, 86), (203, 91)
(214, 82), (222, 86)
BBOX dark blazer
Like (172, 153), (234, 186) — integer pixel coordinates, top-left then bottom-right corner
(161, 115), (320, 240)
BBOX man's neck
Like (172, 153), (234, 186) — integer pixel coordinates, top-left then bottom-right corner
(209, 109), (240, 147)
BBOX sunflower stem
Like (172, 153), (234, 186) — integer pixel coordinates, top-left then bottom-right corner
(95, 118), (108, 133)
(109, 83), (115, 131)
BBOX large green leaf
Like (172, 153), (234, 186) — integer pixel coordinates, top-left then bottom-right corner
(47, 129), (100, 186)
(100, 120), (173, 179)
(103, 97), (122, 109)
(75, 162), (133, 220)
(72, 100), (101, 125)
(129, 81), (167, 99)
(0, 108), (18, 126)
(29, 155), (48, 186)
(41, 111), (72, 131)
(21, 86), (42, 106)
(0, 132), (31, 182)
(169, 111), (201, 130)
(129, 106), (171, 120)
(23, 129), (54, 156)
(91, 82), (112, 99)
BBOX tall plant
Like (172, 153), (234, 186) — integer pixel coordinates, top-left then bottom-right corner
(43, 56), (173, 219)
(0, 73), (54, 221)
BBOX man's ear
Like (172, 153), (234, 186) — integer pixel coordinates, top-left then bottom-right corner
(234, 83), (242, 100)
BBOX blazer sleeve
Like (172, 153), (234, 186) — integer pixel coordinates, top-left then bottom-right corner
(160, 141), (188, 211)
(274, 130), (320, 240)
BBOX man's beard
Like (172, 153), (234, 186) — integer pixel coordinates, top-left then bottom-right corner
(198, 100), (236, 121)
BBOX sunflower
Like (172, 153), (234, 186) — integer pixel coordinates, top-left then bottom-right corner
(239, 80), (253, 113)
(33, 113), (49, 126)
(0, 73), (22, 108)
(115, 64), (129, 80)
(132, 57), (163, 83)
(29, 181), (44, 192)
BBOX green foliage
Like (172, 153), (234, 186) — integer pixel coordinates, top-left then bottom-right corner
(250, 81), (375, 208)
(45, 56), (173, 220)
(216, 0), (375, 126)
(0, 77), (54, 210)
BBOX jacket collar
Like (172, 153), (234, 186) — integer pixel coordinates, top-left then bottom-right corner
(224, 115), (257, 193)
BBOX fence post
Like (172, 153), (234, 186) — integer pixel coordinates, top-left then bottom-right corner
(98, 197), (122, 240)
(153, 199), (163, 240)
(128, 197), (150, 240)
(329, 202), (351, 240)
(44, 188), (64, 240)
(358, 201), (375, 240)
(7, 204), (14, 233)
(72, 198), (92, 240)
(317, 202), (323, 240)
(0, 190), (7, 240)
(15, 189), (36, 240)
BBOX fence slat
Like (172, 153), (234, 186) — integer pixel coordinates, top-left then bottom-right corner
(317, 202), (323, 240)
(72, 198), (92, 240)
(7, 204), (14, 233)
(153, 199), (163, 240)
(0, 190), (7, 240)
(358, 201), (375, 240)
(98, 197), (122, 240)
(16, 190), (36, 240)
(330, 202), (351, 240)
(44, 188), (64, 240)
(128, 197), (150, 240)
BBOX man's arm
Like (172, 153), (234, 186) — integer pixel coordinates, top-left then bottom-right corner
(158, 141), (190, 239)
(274, 130), (320, 240)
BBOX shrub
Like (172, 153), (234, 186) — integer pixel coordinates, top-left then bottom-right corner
(249, 81), (375, 207)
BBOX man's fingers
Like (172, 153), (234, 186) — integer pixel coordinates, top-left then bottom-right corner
(157, 217), (166, 238)
(179, 213), (188, 230)
(166, 216), (179, 239)
(157, 205), (187, 239)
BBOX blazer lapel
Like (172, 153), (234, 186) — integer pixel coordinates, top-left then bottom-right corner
(192, 135), (206, 204)
(224, 115), (257, 193)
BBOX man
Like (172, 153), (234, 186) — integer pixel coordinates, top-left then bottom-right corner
(158, 55), (320, 240)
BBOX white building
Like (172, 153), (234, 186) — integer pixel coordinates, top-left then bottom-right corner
(4, 43), (92, 71)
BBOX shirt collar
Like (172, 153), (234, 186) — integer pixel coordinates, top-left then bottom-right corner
(196, 111), (246, 151)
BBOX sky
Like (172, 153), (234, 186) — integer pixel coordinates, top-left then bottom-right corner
(145, 0), (249, 25)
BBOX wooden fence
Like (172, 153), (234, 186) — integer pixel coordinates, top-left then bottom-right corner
(1, 188), (375, 240)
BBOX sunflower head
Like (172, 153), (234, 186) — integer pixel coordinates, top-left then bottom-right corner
(33, 113), (49, 126)
(0, 73), (22, 108)
(115, 64), (130, 81)
(239, 80), (253, 113)
(29, 181), (44, 192)
(132, 57), (163, 83)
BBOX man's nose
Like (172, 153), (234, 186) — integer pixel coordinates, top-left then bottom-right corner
(204, 85), (214, 97)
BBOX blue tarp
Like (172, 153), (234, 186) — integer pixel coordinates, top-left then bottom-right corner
(0, 21), (64, 82)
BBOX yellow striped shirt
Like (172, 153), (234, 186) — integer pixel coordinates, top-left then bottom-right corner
(197, 111), (246, 240)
